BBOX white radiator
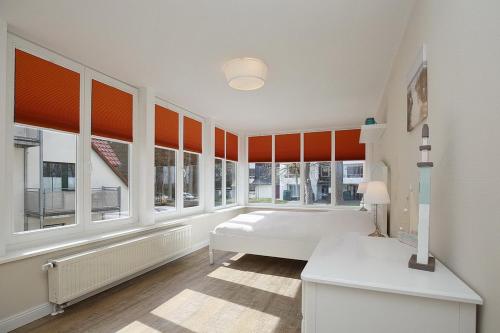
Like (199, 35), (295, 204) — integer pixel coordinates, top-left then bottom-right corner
(47, 225), (192, 305)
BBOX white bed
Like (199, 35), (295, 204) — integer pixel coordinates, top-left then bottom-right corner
(209, 209), (373, 264)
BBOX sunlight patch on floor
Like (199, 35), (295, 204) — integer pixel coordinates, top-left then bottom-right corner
(116, 321), (161, 333)
(208, 266), (301, 298)
(151, 289), (280, 333)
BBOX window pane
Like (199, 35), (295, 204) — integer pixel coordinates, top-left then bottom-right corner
(154, 148), (176, 212)
(304, 162), (331, 205)
(275, 163), (301, 204)
(183, 152), (200, 208)
(91, 138), (130, 221)
(226, 161), (237, 205)
(14, 125), (77, 232)
(214, 159), (223, 207)
(248, 163), (272, 203)
(334, 161), (364, 206)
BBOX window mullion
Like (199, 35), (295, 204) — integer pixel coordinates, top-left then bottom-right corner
(271, 135), (276, 205)
(331, 131), (336, 208)
(222, 159), (226, 206)
(300, 132), (305, 205)
(81, 68), (92, 231)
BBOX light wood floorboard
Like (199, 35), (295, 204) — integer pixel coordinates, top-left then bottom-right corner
(14, 247), (305, 333)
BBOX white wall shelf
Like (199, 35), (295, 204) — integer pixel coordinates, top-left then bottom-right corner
(360, 124), (386, 143)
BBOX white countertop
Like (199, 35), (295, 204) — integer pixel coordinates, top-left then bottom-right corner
(301, 233), (482, 305)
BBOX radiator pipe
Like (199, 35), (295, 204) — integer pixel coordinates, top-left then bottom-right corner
(41, 261), (56, 271)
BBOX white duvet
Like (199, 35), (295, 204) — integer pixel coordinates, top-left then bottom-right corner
(213, 210), (373, 242)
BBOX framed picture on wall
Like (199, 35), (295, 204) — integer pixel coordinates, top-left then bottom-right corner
(407, 45), (428, 132)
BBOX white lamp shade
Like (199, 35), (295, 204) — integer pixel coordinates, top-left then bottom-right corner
(364, 181), (390, 204)
(357, 182), (368, 194)
(223, 57), (268, 91)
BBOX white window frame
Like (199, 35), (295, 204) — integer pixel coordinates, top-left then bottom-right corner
(214, 157), (224, 208)
(180, 110), (205, 215)
(212, 125), (238, 210)
(182, 150), (203, 213)
(225, 159), (238, 206)
(245, 129), (366, 210)
(151, 100), (207, 221)
(2, 34), (214, 251)
(153, 98), (181, 221)
(153, 146), (178, 217)
(4, 35), (86, 246)
(303, 161), (333, 206)
(247, 161), (273, 205)
(85, 69), (139, 229)
(274, 161), (302, 206)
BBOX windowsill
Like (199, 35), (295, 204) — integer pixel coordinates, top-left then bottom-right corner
(0, 205), (246, 265)
(245, 204), (363, 211)
(213, 203), (239, 211)
(0, 204), (362, 265)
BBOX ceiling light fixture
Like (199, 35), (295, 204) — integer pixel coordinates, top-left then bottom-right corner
(223, 57), (268, 91)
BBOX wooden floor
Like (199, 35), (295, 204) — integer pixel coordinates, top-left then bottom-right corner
(15, 247), (306, 333)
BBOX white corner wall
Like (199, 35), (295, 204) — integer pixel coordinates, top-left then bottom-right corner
(0, 19), (7, 256)
(374, 1), (500, 332)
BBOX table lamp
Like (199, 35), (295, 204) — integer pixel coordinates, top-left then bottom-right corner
(364, 181), (390, 237)
(357, 182), (368, 211)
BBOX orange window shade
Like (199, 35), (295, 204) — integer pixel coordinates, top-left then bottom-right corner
(14, 49), (80, 133)
(155, 104), (179, 149)
(215, 127), (225, 158)
(304, 131), (331, 162)
(248, 135), (272, 162)
(275, 133), (301, 162)
(183, 116), (203, 153)
(335, 129), (365, 161)
(226, 132), (239, 161)
(91, 80), (133, 142)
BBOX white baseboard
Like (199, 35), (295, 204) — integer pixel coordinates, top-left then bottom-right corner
(191, 239), (209, 252)
(0, 240), (210, 333)
(0, 303), (51, 333)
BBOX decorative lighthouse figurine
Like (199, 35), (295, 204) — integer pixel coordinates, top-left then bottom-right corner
(408, 124), (435, 272)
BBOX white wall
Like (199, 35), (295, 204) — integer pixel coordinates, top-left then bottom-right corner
(374, 1), (500, 331)
(42, 131), (76, 163)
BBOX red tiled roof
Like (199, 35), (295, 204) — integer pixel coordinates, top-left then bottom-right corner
(92, 139), (121, 167)
(91, 138), (128, 185)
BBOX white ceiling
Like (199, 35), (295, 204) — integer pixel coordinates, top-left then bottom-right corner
(0, 0), (415, 134)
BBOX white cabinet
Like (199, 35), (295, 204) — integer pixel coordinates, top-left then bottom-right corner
(301, 234), (482, 333)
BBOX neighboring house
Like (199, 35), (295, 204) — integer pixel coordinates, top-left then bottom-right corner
(248, 163), (272, 201)
(335, 161), (364, 205)
(304, 163), (331, 204)
(14, 126), (129, 231)
(276, 164), (300, 202)
(90, 138), (129, 221)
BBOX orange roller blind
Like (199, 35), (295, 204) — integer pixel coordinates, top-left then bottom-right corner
(215, 127), (225, 158)
(335, 129), (365, 161)
(226, 132), (238, 161)
(155, 104), (179, 149)
(275, 133), (301, 162)
(304, 131), (331, 162)
(15, 49), (80, 133)
(183, 116), (202, 153)
(248, 135), (272, 162)
(92, 80), (133, 142)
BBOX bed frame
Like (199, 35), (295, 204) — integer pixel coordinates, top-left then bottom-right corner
(209, 162), (389, 264)
(209, 231), (316, 264)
